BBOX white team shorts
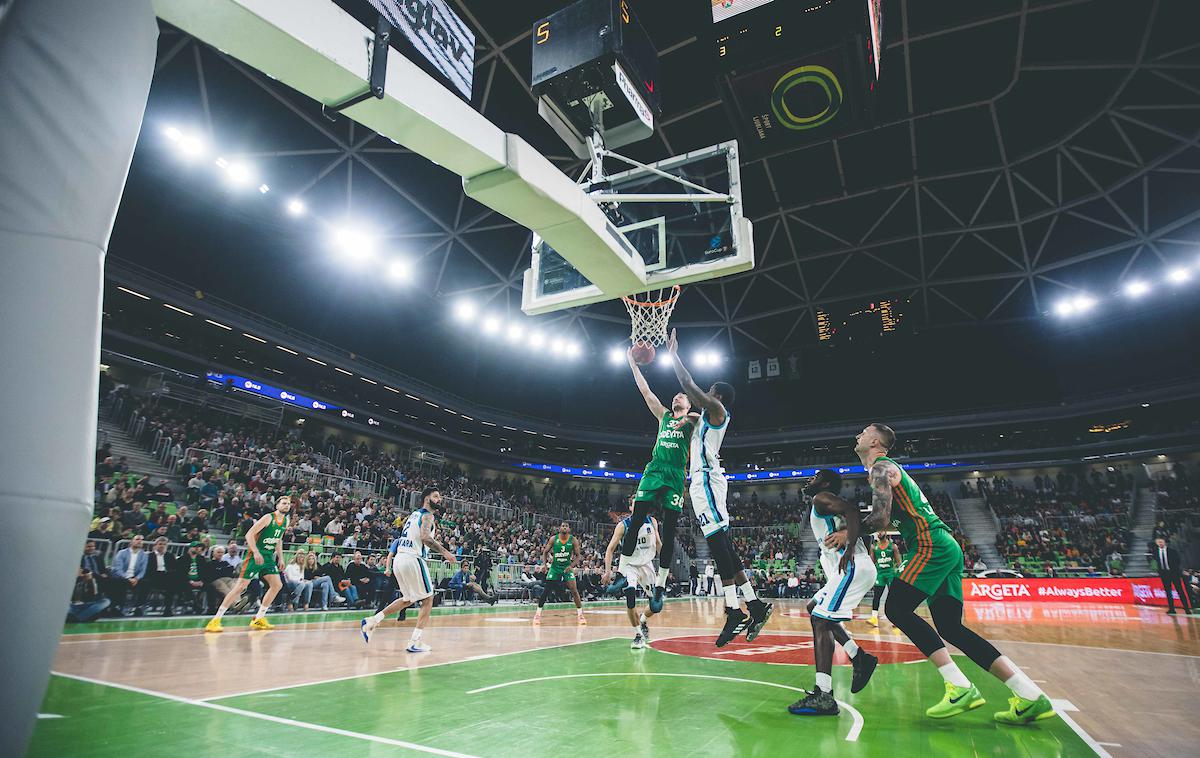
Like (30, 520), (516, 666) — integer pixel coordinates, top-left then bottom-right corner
(392, 553), (434, 601)
(689, 470), (730, 538)
(811, 553), (877, 622)
(625, 561), (657, 592)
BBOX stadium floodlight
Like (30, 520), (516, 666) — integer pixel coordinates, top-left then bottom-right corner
(330, 225), (375, 264)
(386, 259), (413, 283)
(286, 198), (306, 217)
(1123, 280), (1151, 298)
(163, 125), (182, 141)
(454, 299), (477, 322)
(482, 315), (501, 335)
(1167, 267), (1191, 284)
(177, 132), (206, 160)
(566, 342), (582, 358)
(528, 331), (546, 348)
(258, 184), (270, 194)
(1053, 300), (1076, 317)
(223, 161), (254, 187)
(505, 322), (524, 342)
(550, 338), (566, 354)
(608, 347), (624, 364)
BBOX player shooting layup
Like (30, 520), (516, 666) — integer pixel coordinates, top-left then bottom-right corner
(361, 485), (457, 652)
(788, 470), (878, 716)
(839, 424), (1056, 725)
(666, 329), (771, 646)
(205, 495), (291, 632)
(612, 346), (694, 613)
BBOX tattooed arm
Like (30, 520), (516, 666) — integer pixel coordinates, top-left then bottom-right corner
(861, 458), (901, 534)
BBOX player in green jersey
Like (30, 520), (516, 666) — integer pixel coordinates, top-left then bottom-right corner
(534, 521), (586, 626)
(838, 424), (1055, 726)
(205, 495), (292, 632)
(612, 347), (695, 613)
(868, 534), (901, 627)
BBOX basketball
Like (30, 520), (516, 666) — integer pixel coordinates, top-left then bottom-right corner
(631, 341), (656, 365)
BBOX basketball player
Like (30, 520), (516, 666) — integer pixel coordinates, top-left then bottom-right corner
(868, 533), (901, 627)
(665, 329), (771, 646)
(787, 470), (879, 716)
(204, 495), (291, 632)
(533, 521), (587, 626)
(361, 486), (456, 652)
(835, 424), (1054, 725)
(604, 499), (661, 649)
(614, 347), (694, 613)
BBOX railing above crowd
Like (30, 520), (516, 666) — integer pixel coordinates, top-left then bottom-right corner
(181, 447), (378, 497)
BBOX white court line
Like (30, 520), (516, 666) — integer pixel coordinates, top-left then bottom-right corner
(199, 635), (624, 702)
(51, 671), (478, 758)
(1051, 699), (1112, 758)
(466, 672), (864, 742)
(995, 639), (1200, 658)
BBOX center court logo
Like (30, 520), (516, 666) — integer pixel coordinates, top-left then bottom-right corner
(771, 65), (843, 131)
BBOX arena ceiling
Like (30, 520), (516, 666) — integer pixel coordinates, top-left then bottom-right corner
(113, 0), (1200, 367)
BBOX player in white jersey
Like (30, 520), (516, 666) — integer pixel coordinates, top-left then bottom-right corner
(361, 485), (456, 652)
(604, 498), (661, 649)
(665, 329), (772, 647)
(789, 470), (879, 717)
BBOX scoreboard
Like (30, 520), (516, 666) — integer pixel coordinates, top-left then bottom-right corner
(713, 0), (882, 157)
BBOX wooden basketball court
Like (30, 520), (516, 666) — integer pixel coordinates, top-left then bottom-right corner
(35, 598), (1199, 756)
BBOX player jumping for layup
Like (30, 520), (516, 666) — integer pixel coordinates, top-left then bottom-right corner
(604, 498), (661, 649)
(361, 485), (457, 652)
(845, 424), (1055, 724)
(533, 521), (587, 626)
(612, 346), (695, 613)
(205, 495), (291, 632)
(788, 470), (879, 716)
(666, 329), (771, 646)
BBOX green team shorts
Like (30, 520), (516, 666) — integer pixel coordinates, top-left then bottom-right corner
(546, 566), (575, 582)
(896, 528), (963, 602)
(238, 553), (280, 581)
(874, 571), (896, 588)
(636, 465), (685, 512)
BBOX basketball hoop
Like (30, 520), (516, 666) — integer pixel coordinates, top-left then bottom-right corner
(622, 286), (681, 346)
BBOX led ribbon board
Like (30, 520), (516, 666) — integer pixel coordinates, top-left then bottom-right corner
(367, 0), (475, 99)
(515, 460), (973, 481)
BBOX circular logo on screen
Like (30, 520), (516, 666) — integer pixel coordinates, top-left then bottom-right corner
(651, 633), (923, 665)
(771, 65), (843, 131)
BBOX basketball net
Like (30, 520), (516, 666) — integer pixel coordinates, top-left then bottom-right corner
(622, 286), (681, 346)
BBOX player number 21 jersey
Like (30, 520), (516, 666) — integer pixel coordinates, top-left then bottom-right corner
(689, 409), (730, 476)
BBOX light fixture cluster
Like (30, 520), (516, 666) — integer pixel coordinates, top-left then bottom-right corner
(161, 123), (412, 284)
(452, 300), (583, 358)
(1053, 260), (1199, 318)
(605, 345), (722, 369)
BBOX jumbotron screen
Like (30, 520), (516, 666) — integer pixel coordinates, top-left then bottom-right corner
(711, 0), (777, 23)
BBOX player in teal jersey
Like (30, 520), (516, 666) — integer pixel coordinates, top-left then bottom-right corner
(827, 423), (1055, 725)
(205, 495), (292, 632)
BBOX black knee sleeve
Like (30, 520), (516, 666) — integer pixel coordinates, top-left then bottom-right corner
(622, 500), (655, 556)
(707, 531), (741, 579)
(884, 579), (945, 657)
(625, 587), (637, 609)
(658, 509), (678, 566)
(929, 596), (1002, 670)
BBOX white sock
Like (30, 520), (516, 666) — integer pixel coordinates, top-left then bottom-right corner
(656, 567), (669, 588)
(937, 662), (971, 688)
(410, 628), (423, 644)
(738, 581), (758, 602)
(214, 607), (227, 620)
(370, 612), (384, 624)
(999, 659), (1043, 700)
(722, 584), (739, 610)
(815, 672), (833, 693)
(254, 605), (267, 620)
(870, 609), (878, 618)
(640, 613), (647, 624)
(842, 639), (860, 658)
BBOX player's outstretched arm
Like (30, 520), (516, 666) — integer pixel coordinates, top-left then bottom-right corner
(861, 459), (900, 534)
(666, 329), (726, 426)
(651, 517), (662, 555)
(603, 523), (625, 581)
(628, 348), (668, 420)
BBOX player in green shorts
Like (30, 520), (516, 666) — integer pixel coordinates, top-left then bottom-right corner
(612, 347), (695, 613)
(534, 521), (586, 626)
(868, 533), (901, 627)
(205, 495), (292, 632)
(839, 424), (1055, 725)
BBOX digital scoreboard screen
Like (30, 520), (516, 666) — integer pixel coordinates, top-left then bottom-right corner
(711, 0), (777, 23)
